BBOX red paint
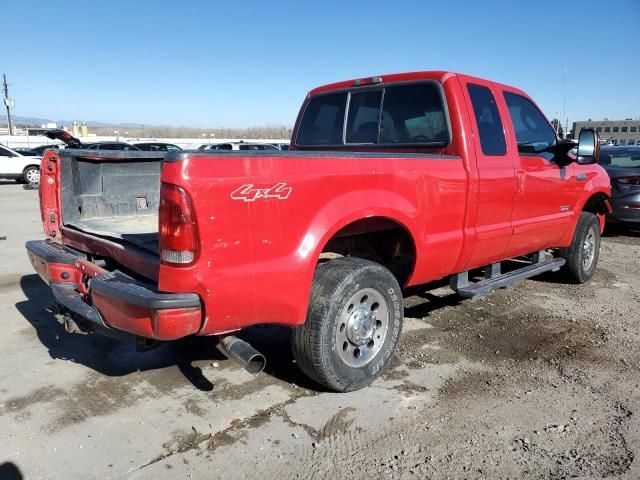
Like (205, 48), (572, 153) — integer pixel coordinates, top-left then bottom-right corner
(91, 290), (201, 340)
(31, 71), (611, 340)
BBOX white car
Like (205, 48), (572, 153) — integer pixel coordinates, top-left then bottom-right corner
(0, 144), (43, 183)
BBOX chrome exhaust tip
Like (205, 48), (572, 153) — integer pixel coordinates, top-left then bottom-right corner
(217, 335), (266, 375)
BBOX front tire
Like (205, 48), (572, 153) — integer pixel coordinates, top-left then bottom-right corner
(292, 258), (403, 392)
(559, 212), (601, 283)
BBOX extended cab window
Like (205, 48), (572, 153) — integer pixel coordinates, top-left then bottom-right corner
(504, 92), (556, 154)
(380, 84), (448, 145)
(295, 82), (449, 147)
(467, 84), (506, 156)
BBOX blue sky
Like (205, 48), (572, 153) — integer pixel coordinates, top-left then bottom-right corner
(4, 0), (639, 128)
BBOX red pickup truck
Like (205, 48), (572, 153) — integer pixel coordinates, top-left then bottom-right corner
(27, 71), (610, 392)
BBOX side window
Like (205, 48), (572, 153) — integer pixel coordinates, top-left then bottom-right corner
(346, 91), (382, 144)
(0, 146), (12, 157)
(380, 84), (449, 144)
(467, 84), (506, 156)
(503, 92), (556, 154)
(296, 92), (347, 146)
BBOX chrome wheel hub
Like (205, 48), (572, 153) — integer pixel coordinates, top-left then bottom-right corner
(346, 307), (375, 346)
(26, 169), (40, 184)
(582, 228), (596, 270)
(336, 288), (390, 368)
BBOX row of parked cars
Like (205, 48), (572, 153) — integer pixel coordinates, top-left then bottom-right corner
(4, 134), (636, 227)
(0, 135), (291, 184)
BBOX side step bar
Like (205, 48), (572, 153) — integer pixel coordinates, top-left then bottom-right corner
(451, 256), (565, 299)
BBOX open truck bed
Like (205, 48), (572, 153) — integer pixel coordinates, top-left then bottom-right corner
(58, 150), (164, 257)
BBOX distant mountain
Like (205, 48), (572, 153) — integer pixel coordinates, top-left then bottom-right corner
(6, 115), (144, 128)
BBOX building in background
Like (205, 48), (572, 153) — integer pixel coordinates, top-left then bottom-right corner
(572, 119), (640, 145)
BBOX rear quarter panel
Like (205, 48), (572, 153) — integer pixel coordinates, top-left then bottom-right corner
(159, 153), (468, 334)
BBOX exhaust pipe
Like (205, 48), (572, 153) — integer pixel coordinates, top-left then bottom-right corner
(217, 335), (266, 374)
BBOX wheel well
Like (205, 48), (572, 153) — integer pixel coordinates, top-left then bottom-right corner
(320, 217), (416, 285)
(582, 192), (609, 215)
(23, 165), (39, 174)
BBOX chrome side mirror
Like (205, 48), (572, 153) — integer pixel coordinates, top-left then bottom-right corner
(576, 129), (600, 165)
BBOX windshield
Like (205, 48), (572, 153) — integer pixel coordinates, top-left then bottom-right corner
(599, 147), (640, 168)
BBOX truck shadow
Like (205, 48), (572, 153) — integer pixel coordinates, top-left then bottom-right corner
(604, 222), (640, 238)
(15, 274), (319, 393)
(0, 463), (23, 480)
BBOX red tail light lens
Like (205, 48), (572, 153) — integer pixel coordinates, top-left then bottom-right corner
(159, 183), (199, 266)
(616, 176), (640, 186)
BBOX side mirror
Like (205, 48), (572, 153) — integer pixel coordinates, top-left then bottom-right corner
(576, 129), (600, 165)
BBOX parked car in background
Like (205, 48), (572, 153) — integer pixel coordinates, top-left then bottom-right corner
(14, 144), (62, 156)
(84, 142), (141, 151)
(0, 144), (42, 183)
(134, 142), (182, 152)
(13, 147), (41, 156)
(198, 142), (279, 151)
(41, 130), (141, 152)
(272, 143), (290, 151)
(598, 146), (640, 223)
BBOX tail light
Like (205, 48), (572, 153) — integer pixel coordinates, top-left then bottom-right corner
(615, 176), (640, 186)
(159, 183), (199, 266)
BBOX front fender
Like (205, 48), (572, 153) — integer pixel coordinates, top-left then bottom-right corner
(559, 168), (611, 246)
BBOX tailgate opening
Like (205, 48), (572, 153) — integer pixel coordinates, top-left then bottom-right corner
(59, 150), (165, 254)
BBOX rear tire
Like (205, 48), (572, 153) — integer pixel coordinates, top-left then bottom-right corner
(559, 212), (601, 283)
(23, 166), (40, 184)
(291, 258), (403, 392)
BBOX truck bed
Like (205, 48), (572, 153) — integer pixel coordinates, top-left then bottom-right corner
(59, 150), (164, 255)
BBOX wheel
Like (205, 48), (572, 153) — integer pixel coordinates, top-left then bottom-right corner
(23, 166), (40, 184)
(292, 257), (403, 392)
(559, 212), (601, 283)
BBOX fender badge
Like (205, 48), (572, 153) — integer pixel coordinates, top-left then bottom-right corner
(231, 182), (292, 202)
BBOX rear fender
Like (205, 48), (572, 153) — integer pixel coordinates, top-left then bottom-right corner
(287, 190), (419, 325)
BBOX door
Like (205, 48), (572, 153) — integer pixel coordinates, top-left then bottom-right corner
(0, 145), (19, 175)
(462, 81), (518, 269)
(500, 90), (577, 257)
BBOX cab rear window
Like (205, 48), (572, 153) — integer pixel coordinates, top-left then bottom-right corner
(295, 82), (450, 148)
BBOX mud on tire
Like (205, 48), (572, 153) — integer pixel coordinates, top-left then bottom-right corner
(291, 257), (403, 392)
(559, 211), (601, 284)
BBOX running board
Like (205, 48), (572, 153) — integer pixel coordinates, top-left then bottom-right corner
(452, 257), (566, 299)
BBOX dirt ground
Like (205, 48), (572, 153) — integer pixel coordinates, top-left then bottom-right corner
(0, 182), (639, 479)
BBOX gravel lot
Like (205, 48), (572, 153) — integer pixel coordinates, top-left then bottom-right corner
(0, 182), (638, 479)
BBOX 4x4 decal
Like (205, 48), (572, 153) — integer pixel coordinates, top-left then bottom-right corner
(230, 182), (292, 202)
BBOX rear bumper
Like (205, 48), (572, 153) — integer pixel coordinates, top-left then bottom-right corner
(26, 240), (202, 340)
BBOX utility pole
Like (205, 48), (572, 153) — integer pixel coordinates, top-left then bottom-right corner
(3, 74), (14, 136)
